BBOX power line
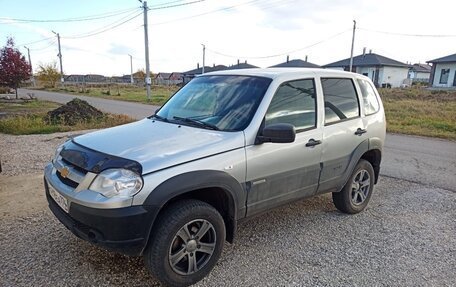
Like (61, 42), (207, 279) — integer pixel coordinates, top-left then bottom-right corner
(148, 0), (205, 10)
(150, 0), (264, 26)
(63, 11), (143, 39)
(16, 36), (55, 47)
(206, 29), (350, 60)
(0, 7), (140, 23)
(148, 0), (186, 8)
(358, 27), (456, 38)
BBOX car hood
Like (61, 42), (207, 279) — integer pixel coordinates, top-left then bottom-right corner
(73, 119), (245, 174)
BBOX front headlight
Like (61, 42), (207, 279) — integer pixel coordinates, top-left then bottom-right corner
(89, 169), (143, 198)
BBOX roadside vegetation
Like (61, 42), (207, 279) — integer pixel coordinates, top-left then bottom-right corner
(0, 99), (133, 135)
(379, 87), (456, 140)
(20, 84), (456, 140)
(35, 84), (179, 106)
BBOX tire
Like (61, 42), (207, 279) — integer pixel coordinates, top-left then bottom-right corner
(332, 159), (375, 214)
(144, 199), (226, 287)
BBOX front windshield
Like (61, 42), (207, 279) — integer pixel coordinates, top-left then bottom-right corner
(155, 75), (272, 131)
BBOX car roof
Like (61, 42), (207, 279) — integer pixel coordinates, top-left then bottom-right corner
(202, 67), (361, 80)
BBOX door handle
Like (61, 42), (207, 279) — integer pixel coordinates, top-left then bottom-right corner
(306, 139), (322, 147)
(354, 128), (367, 136)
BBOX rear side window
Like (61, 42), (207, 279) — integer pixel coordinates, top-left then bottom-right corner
(357, 79), (380, 115)
(265, 79), (316, 131)
(321, 78), (360, 125)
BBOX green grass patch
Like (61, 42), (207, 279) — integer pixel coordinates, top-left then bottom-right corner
(0, 113), (133, 135)
(0, 100), (134, 135)
(380, 88), (456, 140)
(36, 85), (178, 106)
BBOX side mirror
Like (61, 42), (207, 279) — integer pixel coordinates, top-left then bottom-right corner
(257, 123), (296, 144)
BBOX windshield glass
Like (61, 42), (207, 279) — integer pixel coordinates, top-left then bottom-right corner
(155, 75), (272, 131)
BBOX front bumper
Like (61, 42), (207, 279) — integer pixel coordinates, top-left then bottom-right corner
(44, 173), (159, 256)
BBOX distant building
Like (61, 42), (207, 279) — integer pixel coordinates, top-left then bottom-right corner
(226, 60), (258, 70)
(154, 72), (172, 85)
(84, 74), (106, 83)
(182, 64), (228, 84)
(270, 56), (321, 68)
(169, 72), (183, 85)
(324, 50), (409, 88)
(65, 74), (85, 83)
(408, 63), (432, 83)
(427, 53), (456, 88)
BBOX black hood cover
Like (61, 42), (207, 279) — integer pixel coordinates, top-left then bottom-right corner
(60, 140), (142, 174)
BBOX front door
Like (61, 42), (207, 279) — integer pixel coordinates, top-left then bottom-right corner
(245, 79), (322, 216)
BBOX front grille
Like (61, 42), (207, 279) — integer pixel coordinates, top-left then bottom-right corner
(53, 156), (88, 188)
(56, 171), (79, 188)
(61, 158), (87, 175)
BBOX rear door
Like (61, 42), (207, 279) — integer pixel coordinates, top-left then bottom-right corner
(318, 77), (367, 193)
(245, 78), (323, 216)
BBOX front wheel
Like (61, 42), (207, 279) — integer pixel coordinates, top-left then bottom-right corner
(144, 199), (226, 287)
(332, 159), (375, 214)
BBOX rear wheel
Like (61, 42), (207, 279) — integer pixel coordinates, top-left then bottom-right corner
(332, 159), (375, 214)
(144, 199), (225, 287)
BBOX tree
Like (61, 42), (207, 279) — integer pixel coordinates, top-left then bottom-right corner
(0, 37), (32, 99)
(36, 62), (60, 88)
(133, 69), (146, 84)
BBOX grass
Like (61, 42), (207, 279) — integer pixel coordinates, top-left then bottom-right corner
(34, 85), (178, 106)
(0, 100), (134, 135)
(0, 100), (60, 114)
(23, 85), (456, 140)
(380, 87), (456, 140)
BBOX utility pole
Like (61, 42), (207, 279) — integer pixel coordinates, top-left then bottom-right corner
(128, 54), (134, 85)
(24, 46), (35, 87)
(349, 20), (356, 73)
(201, 44), (206, 74)
(52, 31), (64, 86)
(140, 0), (151, 101)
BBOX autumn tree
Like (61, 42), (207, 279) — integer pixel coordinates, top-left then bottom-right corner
(0, 37), (32, 98)
(36, 62), (60, 88)
(133, 69), (146, 84)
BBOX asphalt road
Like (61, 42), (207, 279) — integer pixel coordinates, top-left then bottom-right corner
(19, 88), (159, 119)
(19, 88), (456, 192)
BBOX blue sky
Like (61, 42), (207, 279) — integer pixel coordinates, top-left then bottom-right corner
(1, 0), (455, 76)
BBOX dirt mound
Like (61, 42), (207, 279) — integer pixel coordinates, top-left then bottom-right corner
(45, 98), (104, 125)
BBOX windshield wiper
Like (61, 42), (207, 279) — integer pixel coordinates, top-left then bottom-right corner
(173, 116), (219, 130)
(150, 114), (168, 122)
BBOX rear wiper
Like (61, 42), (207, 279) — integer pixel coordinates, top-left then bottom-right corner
(173, 116), (219, 130)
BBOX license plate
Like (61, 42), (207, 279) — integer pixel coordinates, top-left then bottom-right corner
(48, 182), (69, 213)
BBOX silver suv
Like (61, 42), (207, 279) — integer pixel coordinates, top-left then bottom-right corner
(44, 68), (386, 286)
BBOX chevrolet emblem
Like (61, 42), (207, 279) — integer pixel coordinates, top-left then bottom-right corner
(60, 167), (70, 178)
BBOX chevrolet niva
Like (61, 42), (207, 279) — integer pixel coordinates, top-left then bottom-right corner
(44, 68), (385, 286)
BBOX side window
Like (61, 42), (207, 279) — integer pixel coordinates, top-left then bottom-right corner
(321, 78), (360, 125)
(265, 79), (316, 131)
(357, 79), (380, 115)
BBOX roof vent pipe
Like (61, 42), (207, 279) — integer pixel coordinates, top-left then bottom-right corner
(369, 49), (372, 54)
(287, 55), (289, 63)
(237, 59), (240, 65)
(363, 47), (366, 57)
(305, 55), (308, 62)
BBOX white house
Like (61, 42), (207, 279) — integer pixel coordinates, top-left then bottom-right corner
(427, 53), (456, 88)
(323, 51), (409, 88)
(408, 63), (431, 83)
